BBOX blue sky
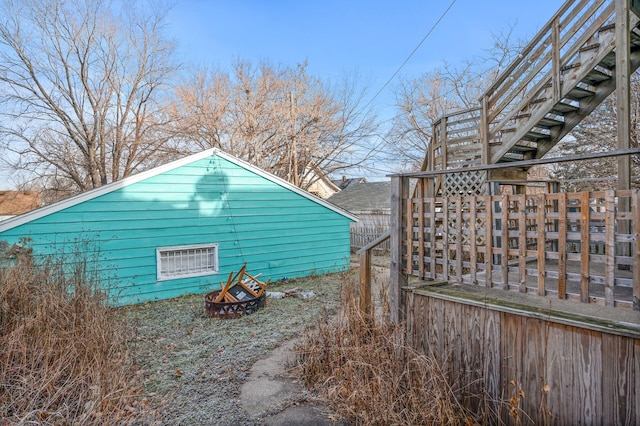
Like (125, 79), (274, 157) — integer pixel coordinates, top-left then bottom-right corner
(1, 0), (565, 188)
(166, 0), (563, 122)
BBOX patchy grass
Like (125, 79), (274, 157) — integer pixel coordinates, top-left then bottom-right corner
(120, 271), (346, 424)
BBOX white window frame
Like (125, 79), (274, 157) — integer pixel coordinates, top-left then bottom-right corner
(156, 243), (218, 281)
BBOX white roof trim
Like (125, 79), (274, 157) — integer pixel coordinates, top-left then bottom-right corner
(0, 149), (357, 233)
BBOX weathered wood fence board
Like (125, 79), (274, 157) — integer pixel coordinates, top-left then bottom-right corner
(405, 289), (640, 424)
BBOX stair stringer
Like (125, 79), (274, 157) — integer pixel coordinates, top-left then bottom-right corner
(490, 16), (640, 164)
(535, 45), (640, 159)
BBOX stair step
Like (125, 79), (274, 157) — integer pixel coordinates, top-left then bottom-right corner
(566, 86), (595, 100)
(510, 145), (537, 153)
(579, 43), (600, 53)
(599, 23), (615, 33)
(530, 97), (547, 105)
(597, 28), (640, 65)
(513, 113), (532, 120)
(561, 63), (581, 72)
(582, 68), (612, 85)
(524, 130), (551, 141)
(537, 116), (564, 128)
(500, 154), (525, 162)
(551, 101), (579, 114)
(502, 125), (549, 142)
(600, 51), (616, 69)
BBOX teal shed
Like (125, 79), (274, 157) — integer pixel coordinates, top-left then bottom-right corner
(0, 149), (357, 305)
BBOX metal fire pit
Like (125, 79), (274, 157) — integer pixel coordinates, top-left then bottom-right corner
(204, 289), (266, 319)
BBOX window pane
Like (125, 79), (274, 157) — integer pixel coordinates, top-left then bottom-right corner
(158, 245), (217, 279)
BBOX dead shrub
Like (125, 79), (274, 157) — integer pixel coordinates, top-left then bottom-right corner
(294, 272), (482, 425)
(0, 240), (148, 424)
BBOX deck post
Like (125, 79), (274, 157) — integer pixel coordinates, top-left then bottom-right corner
(616, 0), (632, 266)
(390, 176), (409, 324)
(616, 0), (631, 191)
(480, 96), (489, 165)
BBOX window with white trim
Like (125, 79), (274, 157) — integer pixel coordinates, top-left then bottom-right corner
(156, 243), (218, 280)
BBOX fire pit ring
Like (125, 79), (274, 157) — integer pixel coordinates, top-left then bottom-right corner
(204, 289), (266, 319)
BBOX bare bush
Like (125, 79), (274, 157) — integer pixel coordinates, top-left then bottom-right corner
(293, 273), (480, 425)
(0, 240), (150, 424)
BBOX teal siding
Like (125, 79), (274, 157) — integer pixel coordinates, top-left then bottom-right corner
(0, 153), (353, 305)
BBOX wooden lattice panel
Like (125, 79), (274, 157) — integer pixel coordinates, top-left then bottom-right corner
(406, 189), (640, 309)
(442, 171), (486, 197)
(474, 198), (487, 247)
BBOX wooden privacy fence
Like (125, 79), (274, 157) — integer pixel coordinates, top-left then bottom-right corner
(351, 226), (390, 253)
(404, 187), (640, 309)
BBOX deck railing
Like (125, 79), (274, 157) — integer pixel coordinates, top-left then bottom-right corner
(403, 185), (640, 309)
(480, 0), (614, 160)
(357, 230), (390, 319)
(430, 1), (622, 172)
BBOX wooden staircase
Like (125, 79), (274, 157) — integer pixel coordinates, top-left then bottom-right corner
(428, 0), (640, 195)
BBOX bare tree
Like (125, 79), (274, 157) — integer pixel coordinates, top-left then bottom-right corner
(386, 27), (524, 170)
(0, 0), (178, 197)
(168, 61), (379, 190)
(167, 67), (232, 153)
(386, 71), (461, 170)
(549, 71), (640, 191)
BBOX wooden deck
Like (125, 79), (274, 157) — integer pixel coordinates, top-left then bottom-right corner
(370, 1), (640, 423)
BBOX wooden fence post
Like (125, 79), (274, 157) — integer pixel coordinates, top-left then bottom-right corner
(390, 176), (409, 324)
(357, 230), (391, 321)
(359, 250), (372, 320)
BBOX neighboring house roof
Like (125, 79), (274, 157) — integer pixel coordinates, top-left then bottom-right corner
(332, 177), (367, 190)
(327, 181), (391, 213)
(302, 163), (341, 199)
(0, 191), (41, 216)
(0, 149), (357, 233)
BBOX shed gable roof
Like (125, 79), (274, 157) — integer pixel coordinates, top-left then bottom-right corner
(0, 149), (357, 233)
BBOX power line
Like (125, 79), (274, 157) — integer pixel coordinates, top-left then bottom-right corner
(353, 61), (507, 162)
(374, 61), (504, 127)
(364, 0), (458, 110)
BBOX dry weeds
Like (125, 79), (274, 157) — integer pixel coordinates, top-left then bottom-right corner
(0, 240), (146, 425)
(293, 272), (486, 425)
